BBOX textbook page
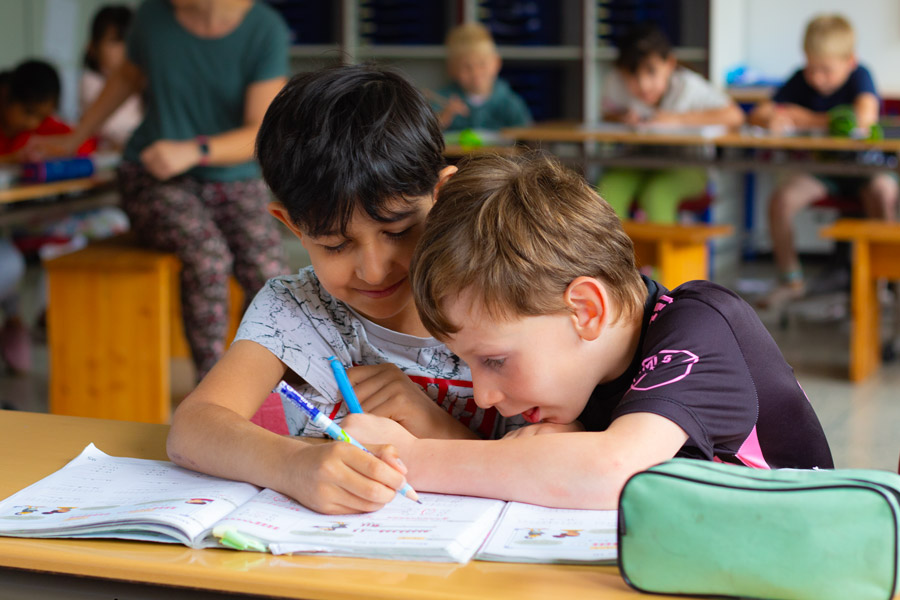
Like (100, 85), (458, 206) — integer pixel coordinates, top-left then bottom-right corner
(0, 444), (260, 548)
(475, 502), (618, 564)
(213, 488), (506, 563)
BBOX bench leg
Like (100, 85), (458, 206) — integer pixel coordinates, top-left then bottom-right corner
(47, 264), (172, 424)
(656, 241), (708, 290)
(849, 240), (881, 382)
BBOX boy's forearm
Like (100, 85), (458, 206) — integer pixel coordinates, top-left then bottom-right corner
(167, 400), (303, 492)
(75, 60), (144, 145)
(780, 104), (828, 129)
(853, 93), (880, 130)
(748, 102), (775, 127)
(671, 104), (745, 127)
(403, 434), (632, 509)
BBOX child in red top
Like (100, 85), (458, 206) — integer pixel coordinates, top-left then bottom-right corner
(0, 60), (94, 373)
(0, 59), (95, 160)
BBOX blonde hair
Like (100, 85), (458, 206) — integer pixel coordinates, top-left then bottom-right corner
(411, 153), (645, 340)
(804, 14), (855, 58)
(445, 22), (497, 61)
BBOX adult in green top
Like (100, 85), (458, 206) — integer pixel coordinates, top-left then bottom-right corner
(31, 0), (290, 378)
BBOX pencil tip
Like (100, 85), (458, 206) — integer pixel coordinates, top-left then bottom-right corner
(415, 499), (422, 504)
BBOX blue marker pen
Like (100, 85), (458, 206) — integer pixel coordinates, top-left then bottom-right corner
(276, 380), (420, 503)
(328, 356), (363, 414)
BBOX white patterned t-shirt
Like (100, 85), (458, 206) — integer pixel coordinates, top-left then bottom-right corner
(234, 267), (522, 438)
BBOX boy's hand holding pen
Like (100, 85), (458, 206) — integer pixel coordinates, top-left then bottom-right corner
(278, 372), (421, 504)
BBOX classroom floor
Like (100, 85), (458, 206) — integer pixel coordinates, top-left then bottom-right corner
(1, 256), (899, 474)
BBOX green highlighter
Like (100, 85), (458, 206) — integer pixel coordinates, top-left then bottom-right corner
(215, 527), (267, 552)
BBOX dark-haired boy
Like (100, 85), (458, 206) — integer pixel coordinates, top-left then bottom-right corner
(0, 59), (94, 160)
(167, 65), (520, 516)
(599, 24), (743, 223)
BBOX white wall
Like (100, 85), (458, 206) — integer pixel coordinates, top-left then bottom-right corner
(714, 0), (900, 94)
(708, 0), (748, 88)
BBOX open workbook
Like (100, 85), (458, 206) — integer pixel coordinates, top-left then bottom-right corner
(0, 444), (617, 564)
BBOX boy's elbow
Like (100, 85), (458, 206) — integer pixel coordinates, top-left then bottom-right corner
(166, 403), (202, 469)
(566, 445), (649, 509)
(166, 428), (191, 468)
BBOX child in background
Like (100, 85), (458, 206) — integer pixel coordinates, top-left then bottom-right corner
(434, 22), (532, 132)
(0, 60), (94, 161)
(167, 65), (521, 516)
(343, 153), (833, 509)
(599, 24), (744, 223)
(0, 240), (28, 373)
(0, 60), (93, 372)
(81, 5), (141, 150)
(750, 14), (898, 308)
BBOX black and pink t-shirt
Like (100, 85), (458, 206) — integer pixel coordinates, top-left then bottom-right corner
(579, 277), (833, 469)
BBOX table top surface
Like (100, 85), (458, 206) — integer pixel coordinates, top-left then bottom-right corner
(0, 170), (115, 205)
(622, 221), (733, 242)
(820, 218), (900, 241)
(501, 123), (900, 153)
(0, 410), (690, 600)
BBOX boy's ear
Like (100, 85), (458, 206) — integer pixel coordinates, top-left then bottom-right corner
(564, 277), (607, 342)
(434, 165), (458, 198)
(493, 53), (503, 75)
(267, 201), (304, 240)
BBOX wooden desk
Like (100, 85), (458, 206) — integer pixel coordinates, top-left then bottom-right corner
(504, 123), (900, 153)
(623, 221), (734, 289)
(502, 124), (900, 176)
(715, 133), (900, 153)
(0, 171), (116, 205)
(820, 219), (900, 381)
(0, 410), (690, 600)
(0, 171), (118, 228)
(503, 125), (720, 148)
(444, 144), (523, 159)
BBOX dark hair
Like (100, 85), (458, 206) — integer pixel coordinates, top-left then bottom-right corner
(256, 64), (445, 237)
(614, 24), (672, 74)
(0, 60), (61, 107)
(84, 5), (133, 72)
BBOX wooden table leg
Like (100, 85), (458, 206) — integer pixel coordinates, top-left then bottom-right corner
(656, 241), (708, 290)
(849, 240), (881, 382)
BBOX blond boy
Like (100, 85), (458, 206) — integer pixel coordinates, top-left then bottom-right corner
(435, 22), (531, 131)
(344, 153), (833, 509)
(750, 14), (897, 308)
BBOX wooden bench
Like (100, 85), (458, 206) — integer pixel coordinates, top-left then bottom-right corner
(623, 221), (734, 290)
(45, 236), (243, 424)
(820, 219), (900, 381)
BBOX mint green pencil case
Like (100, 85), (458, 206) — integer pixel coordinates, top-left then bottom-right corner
(617, 459), (900, 600)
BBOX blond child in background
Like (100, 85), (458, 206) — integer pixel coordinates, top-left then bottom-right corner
(750, 14), (898, 308)
(434, 22), (532, 132)
(599, 24), (744, 223)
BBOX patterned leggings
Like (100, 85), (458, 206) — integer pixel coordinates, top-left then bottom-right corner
(118, 162), (286, 379)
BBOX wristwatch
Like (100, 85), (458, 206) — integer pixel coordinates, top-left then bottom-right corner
(196, 135), (210, 166)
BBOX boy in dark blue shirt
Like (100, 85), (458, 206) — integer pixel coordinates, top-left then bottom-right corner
(750, 14), (897, 309)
